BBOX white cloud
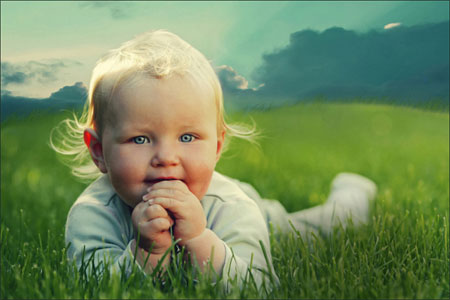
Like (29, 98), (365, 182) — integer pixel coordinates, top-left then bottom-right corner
(384, 22), (402, 30)
(216, 65), (249, 90)
(1, 59), (88, 98)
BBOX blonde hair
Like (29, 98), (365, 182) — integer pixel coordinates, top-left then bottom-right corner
(51, 30), (256, 182)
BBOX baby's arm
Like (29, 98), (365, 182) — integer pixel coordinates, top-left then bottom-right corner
(66, 202), (139, 275)
(205, 198), (279, 288)
(143, 181), (226, 273)
(143, 179), (278, 289)
(65, 197), (173, 276)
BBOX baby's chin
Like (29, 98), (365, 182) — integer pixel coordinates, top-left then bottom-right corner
(110, 182), (146, 208)
(115, 191), (142, 208)
(121, 198), (140, 209)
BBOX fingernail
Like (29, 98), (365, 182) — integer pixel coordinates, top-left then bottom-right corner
(142, 195), (148, 201)
(147, 187), (152, 192)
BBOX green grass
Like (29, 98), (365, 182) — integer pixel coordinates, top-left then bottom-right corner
(1, 102), (449, 298)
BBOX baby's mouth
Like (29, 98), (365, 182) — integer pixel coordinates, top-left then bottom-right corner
(145, 178), (180, 185)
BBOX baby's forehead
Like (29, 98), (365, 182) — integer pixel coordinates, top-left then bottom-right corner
(100, 78), (218, 134)
(115, 74), (216, 104)
(104, 75), (217, 118)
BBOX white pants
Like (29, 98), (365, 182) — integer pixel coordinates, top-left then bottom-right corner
(234, 173), (377, 238)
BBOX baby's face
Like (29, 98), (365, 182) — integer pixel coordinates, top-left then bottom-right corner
(99, 76), (223, 207)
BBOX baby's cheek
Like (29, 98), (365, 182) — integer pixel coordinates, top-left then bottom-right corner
(111, 150), (147, 177)
(188, 163), (215, 200)
(109, 155), (148, 206)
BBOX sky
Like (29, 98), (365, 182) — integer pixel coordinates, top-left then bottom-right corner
(1, 1), (449, 99)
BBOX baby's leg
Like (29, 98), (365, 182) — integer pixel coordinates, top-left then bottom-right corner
(231, 173), (376, 239)
(230, 177), (294, 233)
(288, 173), (377, 237)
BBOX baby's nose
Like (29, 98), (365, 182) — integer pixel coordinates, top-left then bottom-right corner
(150, 143), (179, 167)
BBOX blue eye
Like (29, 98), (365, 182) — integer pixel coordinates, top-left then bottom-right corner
(132, 136), (149, 144)
(180, 134), (195, 143)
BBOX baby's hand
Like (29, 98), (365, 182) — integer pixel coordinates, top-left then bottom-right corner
(131, 201), (174, 254)
(143, 180), (206, 246)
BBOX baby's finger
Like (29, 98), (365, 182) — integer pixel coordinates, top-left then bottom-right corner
(144, 203), (169, 219)
(149, 197), (183, 216)
(139, 217), (172, 234)
(145, 204), (175, 227)
(143, 188), (185, 202)
(133, 200), (153, 220)
(166, 216), (175, 227)
(147, 180), (188, 193)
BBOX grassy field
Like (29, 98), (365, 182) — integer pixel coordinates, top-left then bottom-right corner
(1, 102), (449, 298)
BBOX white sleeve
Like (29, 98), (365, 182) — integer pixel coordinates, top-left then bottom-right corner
(207, 200), (280, 289)
(65, 202), (141, 276)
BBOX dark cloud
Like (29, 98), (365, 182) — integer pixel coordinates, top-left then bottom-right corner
(49, 82), (87, 102)
(251, 21), (449, 104)
(1, 60), (81, 86)
(1, 82), (87, 121)
(1, 90), (12, 96)
(0, 63), (28, 85)
(80, 2), (132, 19)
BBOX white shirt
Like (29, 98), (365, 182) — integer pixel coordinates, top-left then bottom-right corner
(65, 171), (279, 288)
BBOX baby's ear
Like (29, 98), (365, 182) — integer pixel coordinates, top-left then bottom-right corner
(84, 128), (107, 173)
(215, 130), (226, 162)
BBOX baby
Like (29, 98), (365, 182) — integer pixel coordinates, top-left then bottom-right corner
(53, 30), (377, 288)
